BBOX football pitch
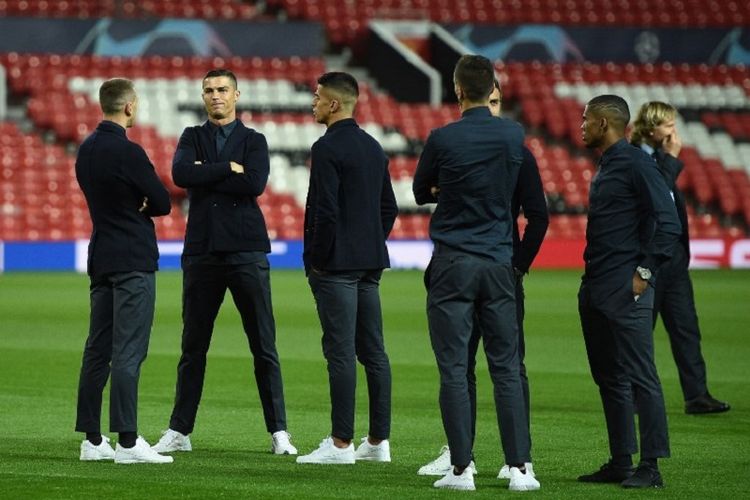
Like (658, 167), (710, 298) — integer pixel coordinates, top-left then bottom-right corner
(1, 269), (748, 499)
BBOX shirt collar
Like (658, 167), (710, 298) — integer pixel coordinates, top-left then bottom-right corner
(461, 106), (492, 118)
(98, 120), (127, 136)
(325, 118), (357, 134)
(208, 119), (238, 137)
(600, 138), (629, 165)
(639, 143), (656, 156)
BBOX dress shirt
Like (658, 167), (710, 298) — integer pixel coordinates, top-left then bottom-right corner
(413, 106), (524, 262)
(584, 138), (681, 288)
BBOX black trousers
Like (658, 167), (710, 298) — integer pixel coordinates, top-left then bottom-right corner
(579, 280), (670, 460)
(308, 270), (391, 441)
(76, 271), (155, 433)
(426, 250), (530, 468)
(169, 253), (287, 434)
(653, 244), (708, 401)
(467, 275), (529, 453)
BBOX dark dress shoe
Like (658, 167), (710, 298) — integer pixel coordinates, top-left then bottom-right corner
(578, 461), (634, 483)
(685, 393), (731, 414)
(621, 464), (663, 488)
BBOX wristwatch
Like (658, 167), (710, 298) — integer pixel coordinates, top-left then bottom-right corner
(636, 266), (652, 281)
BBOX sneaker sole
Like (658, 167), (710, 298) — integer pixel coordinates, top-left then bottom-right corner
(152, 446), (191, 453)
(80, 456), (114, 461)
(418, 468), (452, 476)
(510, 485), (541, 491)
(354, 456), (391, 462)
(434, 484), (476, 491)
(296, 458), (355, 464)
(115, 458), (174, 464)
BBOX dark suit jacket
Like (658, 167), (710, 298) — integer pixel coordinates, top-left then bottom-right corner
(652, 149), (690, 258)
(172, 119), (271, 255)
(583, 139), (681, 309)
(75, 120), (171, 278)
(413, 106), (524, 263)
(512, 147), (549, 273)
(303, 118), (398, 273)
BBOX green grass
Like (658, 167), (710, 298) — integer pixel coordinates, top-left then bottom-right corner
(0, 269), (748, 499)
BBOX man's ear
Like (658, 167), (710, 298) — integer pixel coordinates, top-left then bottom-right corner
(599, 116), (608, 131)
(124, 101), (134, 116)
(330, 99), (340, 113)
(455, 84), (463, 102)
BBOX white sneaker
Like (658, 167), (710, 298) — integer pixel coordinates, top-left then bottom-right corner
(151, 429), (192, 453)
(508, 466), (540, 491)
(499, 462), (535, 479)
(271, 430), (298, 455)
(295, 436), (355, 464)
(354, 436), (391, 462)
(433, 468), (476, 491)
(80, 436), (115, 461)
(115, 436), (174, 464)
(418, 445), (477, 476)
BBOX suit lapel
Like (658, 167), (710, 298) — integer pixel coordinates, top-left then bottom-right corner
(195, 122), (217, 163)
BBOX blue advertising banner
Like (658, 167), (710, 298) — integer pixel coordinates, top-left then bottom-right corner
(3, 241), (77, 271)
(447, 25), (750, 65)
(0, 240), (433, 272)
(0, 17), (324, 57)
(2, 239), (748, 272)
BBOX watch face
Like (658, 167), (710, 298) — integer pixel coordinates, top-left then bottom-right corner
(638, 267), (651, 280)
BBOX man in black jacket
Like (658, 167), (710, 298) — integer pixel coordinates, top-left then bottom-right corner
(75, 78), (173, 464)
(153, 69), (296, 456)
(413, 55), (539, 492)
(631, 101), (729, 415)
(577, 95), (681, 488)
(296, 72), (398, 465)
(418, 79), (549, 480)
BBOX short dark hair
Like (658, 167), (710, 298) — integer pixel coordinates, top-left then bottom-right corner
(203, 68), (237, 89)
(454, 55), (494, 102)
(99, 78), (135, 115)
(317, 71), (359, 99)
(492, 77), (502, 99)
(587, 94), (631, 131)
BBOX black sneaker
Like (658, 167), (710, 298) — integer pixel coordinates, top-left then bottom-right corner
(621, 464), (664, 488)
(685, 393), (730, 414)
(578, 461), (634, 483)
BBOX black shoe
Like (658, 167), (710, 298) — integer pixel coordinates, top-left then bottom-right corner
(578, 461), (634, 483)
(621, 464), (663, 488)
(685, 393), (731, 414)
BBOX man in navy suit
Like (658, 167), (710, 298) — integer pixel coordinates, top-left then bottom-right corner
(75, 78), (173, 464)
(413, 55), (539, 492)
(631, 101), (729, 415)
(577, 95), (680, 488)
(153, 69), (296, 456)
(296, 72), (398, 465)
(418, 78), (549, 481)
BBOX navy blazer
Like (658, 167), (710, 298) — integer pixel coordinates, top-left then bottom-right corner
(172, 119), (271, 255)
(652, 149), (690, 258)
(303, 118), (398, 273)
(413, 106), (524, 262)
(75, 120), (171, 278)
(512, 147), (549, 273)
(584, 139), (681, 297)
